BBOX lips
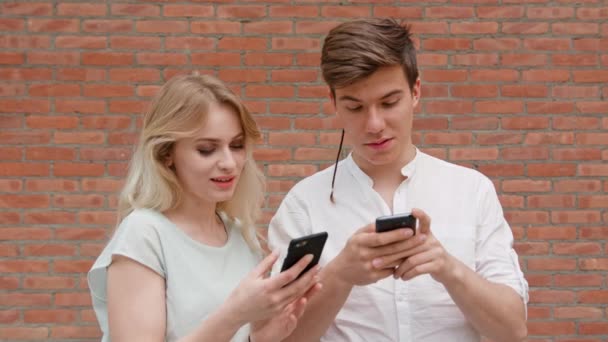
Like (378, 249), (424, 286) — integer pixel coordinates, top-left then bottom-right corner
(366, 138), (392, 146)
(211, 176), (235, 183)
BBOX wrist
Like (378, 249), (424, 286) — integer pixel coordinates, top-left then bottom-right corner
(436, 254), (465, 286)
(215, 301), (248, 331)
(324, 257), (353, 289)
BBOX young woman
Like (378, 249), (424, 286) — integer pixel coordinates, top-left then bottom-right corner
(88, 74), (321, 342)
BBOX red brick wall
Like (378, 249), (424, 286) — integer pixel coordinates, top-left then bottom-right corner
(1, 1), (606, 341)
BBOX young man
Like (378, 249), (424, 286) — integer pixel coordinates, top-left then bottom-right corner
(268, 18), (529, 342)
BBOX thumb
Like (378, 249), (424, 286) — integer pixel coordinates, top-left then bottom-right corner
(253, 250), (279, 278)
(412, 208), (431, 235)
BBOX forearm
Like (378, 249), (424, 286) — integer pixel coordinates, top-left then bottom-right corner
(283, 261), (353, 342)
(441, 257), (527, 342)
(179, 304), (244, 342)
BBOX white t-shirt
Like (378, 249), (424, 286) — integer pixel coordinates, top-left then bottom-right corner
(88, 209), (261, 342)
(269, 150), (529, 342)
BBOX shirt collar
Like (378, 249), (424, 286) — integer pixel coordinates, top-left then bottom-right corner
(344, 147), (421, 187)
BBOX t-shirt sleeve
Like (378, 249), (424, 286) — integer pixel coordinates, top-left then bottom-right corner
(88, 211), (166, 302)
(267, 191), (313, 276)
(475, 176), (529, 305)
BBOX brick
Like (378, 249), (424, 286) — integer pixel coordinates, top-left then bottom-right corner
(24, 309), (76, 323)
(56, 99), (105, 114)
(2, 2), (53, 16)
(0, 179), (22, 192)
(0, 35), (50, 49)
(269, 102), (319, 114)
(552, 210), (601, 223)
(554, 243), (602, 255)
(502, 22), (548, 34)
(528, 258), (577, 271)
(552, 54), (598, 66)
(525, 132), (574, 145)
(527, 322), (575, 336)
(108, 101), (147, 114)
(55, 228), (107, 241)
(477, 6), (524, 18)
(578, 164), (608, 176)
(137, 53), (187, 66)
(246, 85), (294, 98)
(244, 21), (292, 34)
(0, 260), (49, 273)
(555, 274), (603, 287)
(28, 51), (79, 65)
(78, 211), (116, 225)
(192, 21), (242, 34)
(253, 148), (291, 161)
(553, 148), (602, 161)
(0, 310), (19, 323)
(0, 18), (24, 31)
(579, 291), (608, 304)
(574, 38), (608, 51)
(57, 68), (106, 81)
(54, 163), (105, 177)
(409, 22), (449, 34)
(24, 245), (77, 257)
(451, 22), (498, 34)
(55, 36), (107, 49)
(192, 53), (241, 66)
(477, 164), (524, 177)
(0, 327), (49, 340)
(528, 102), (574, 114)
(0, 163), (50, 176)
(267, 164), (318, 177)
(514, 241), (549, 255)
(81, 179), (123, 193)
(523, 70), (570, 82)
(53, 194), (105, 208)
(426, 6), (474, 18)
(527, 7), (574, 19)
(425, 101), (473, 114)
(136, 20), (188, 33)
(29, 84), (81, 97)
(164, 5), (213, 17)
(272, 38), (320, 51)
(529, 290), (575, 304)
(473, 38), (520, 51)
(84, 84), (133, 97)
(110, 36), (161, 50)
(26, 179), (78, 192)
(321, 6), (370, 17)
(83, 52), (133, 66)
(57, 3), (106, 16)
(217, 5), (266, 18)
(267, 133), (315, 147)
(28, 19), (79, 32)
(24, 211), (76, 225)
(111, 4), (160, 17)
(165, 37), (215, 50)
(0, 52), (24, 64)
(51, 326), (101, 339)
(551, 86), (599, 98)
(553, 23), (598, 35)
(54, 132), (105, 145)
(470, 69), (519, 82)
(0, 293), (51, 306)
(26, 147), (76, 160)
(218, 37), (267, 51)
(55, 293), (92, 306)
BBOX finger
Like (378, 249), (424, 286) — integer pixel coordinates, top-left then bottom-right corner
(401, 262), (436, 281)
(371, 233), (427, 262)
(371, 235), (428, 269)
(412, 208), (431, 235)
(291, 297), (308, 319)
(394, 248), (438, 279)
(268, 254), (315, 290)
(276, 264), (321, 304)
(253, 250), (280, 277)
(363, 228), (414, 248)
(356, 222), (375, 234)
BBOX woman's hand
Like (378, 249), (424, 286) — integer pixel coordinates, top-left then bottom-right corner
(220, 251), (322, 327)
(249, 281), (322, 342)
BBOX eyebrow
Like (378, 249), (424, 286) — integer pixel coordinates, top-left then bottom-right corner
(194, 133), (244, 143)
(338, 89), (403, 102)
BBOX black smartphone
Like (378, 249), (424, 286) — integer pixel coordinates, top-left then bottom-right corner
(280, 232), (328, 279)
(376, 212), (417, 234)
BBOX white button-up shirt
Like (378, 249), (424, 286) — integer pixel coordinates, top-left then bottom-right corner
(269, 150), (528, 342)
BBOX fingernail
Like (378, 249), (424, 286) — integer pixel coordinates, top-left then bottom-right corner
(372, 258), (382, 268)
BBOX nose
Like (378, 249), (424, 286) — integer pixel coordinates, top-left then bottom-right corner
(217, 147), (237, 172)
(365, 106), (385, 134)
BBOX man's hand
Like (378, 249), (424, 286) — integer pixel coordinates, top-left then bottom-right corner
(387, 208), (457, 283)
(331, 223), (416, 286)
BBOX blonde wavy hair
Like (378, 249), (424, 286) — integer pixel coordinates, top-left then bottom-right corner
(118, 74), (265, 251)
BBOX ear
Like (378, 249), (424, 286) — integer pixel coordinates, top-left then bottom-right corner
(411, 78), (421, 108)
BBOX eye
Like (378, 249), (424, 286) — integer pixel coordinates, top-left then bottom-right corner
(346, 105), (362, 112)
(197, 147), (215, 156)
(230, 144), (244, 150)
(382, 99), (400, 108)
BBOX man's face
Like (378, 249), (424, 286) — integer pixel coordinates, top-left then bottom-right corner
(333, 65), (420, 172)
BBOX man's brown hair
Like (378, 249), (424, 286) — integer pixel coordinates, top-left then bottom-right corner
(321, 18), (419, 92)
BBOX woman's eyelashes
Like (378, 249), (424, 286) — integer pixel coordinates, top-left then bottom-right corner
(197, 141), (245, 156)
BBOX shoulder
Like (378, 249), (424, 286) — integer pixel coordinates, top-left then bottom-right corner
(418, 151), (491, 187)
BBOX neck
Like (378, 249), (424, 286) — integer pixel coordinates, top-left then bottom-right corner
(167, 194), (221, 234)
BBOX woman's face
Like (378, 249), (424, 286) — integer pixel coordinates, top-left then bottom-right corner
(170, 102), (247, 206)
